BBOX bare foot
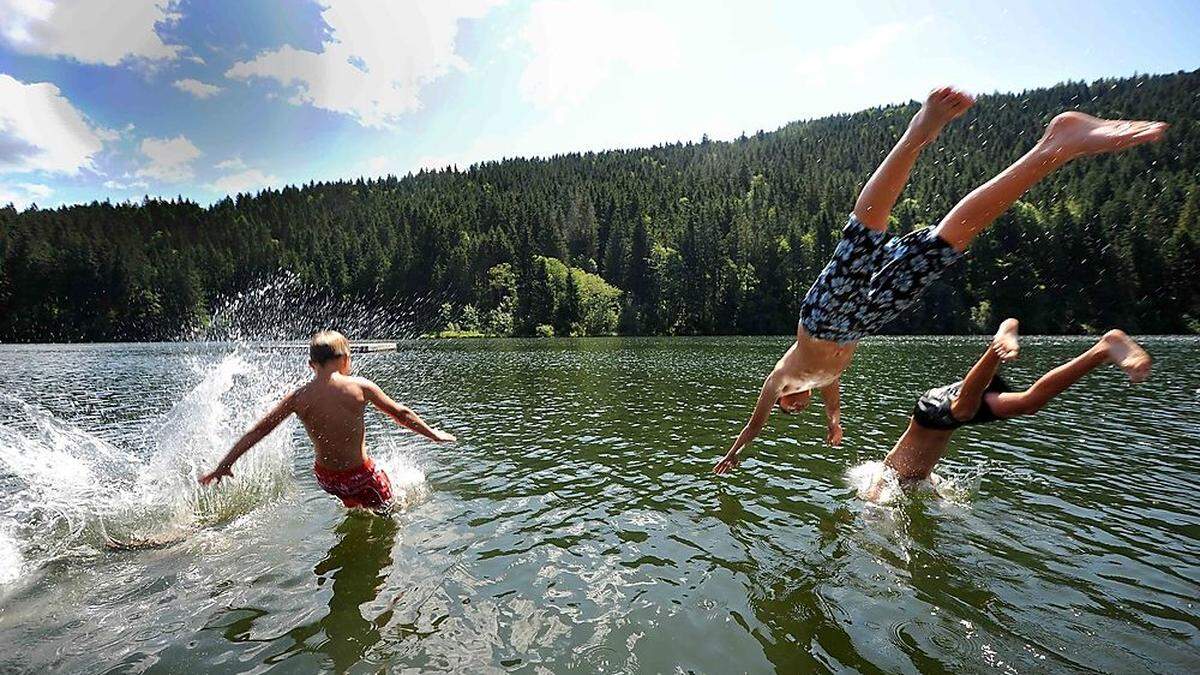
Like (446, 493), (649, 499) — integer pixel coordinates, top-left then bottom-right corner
(1039, 112), (1168, 161)
(908, 86), (975, 146)
(1101, 329), (1152, 383)
(991, 318), (1020, 362)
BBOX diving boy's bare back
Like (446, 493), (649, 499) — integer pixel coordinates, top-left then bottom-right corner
(201, 331), (455, 509)
(714, 87), (1167, 475)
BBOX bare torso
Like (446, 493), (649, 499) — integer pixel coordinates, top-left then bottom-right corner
(777, 325), (859, 393)
(291, 373), (370, 471)
(883, 419), (954, 481)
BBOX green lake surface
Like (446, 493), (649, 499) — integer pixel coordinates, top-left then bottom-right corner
(0, 336), (1197, 673)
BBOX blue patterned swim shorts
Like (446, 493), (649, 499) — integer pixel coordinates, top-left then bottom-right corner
(800, 215), (962, 343)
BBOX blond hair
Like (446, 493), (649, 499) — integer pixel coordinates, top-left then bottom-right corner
(309, 330), (350, 365)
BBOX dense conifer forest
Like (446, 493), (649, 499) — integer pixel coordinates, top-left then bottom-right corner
(1, 70), (1197, 342)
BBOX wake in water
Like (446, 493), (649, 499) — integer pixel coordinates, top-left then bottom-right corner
(0, 350), (303, 583)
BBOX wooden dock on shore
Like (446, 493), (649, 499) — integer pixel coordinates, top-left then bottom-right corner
(254, 341), (399, 353)
(350, 342), (398, 353)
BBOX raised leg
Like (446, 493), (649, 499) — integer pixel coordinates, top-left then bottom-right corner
(853, 87), (974, 231)
(986, 330), (1151, 418)
(949, 318), (1020, 420)
(934, 112), (1168, 251)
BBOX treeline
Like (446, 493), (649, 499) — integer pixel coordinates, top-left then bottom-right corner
(1, 70), (1198, 342)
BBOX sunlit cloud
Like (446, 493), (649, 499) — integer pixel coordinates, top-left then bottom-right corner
(0, 74), (104, 175)
(226, 0), (504, 128)
(210, 168), (279, 196)
(0, 181), (53, 209)
(136, 135), (201, 182)
(172, 78), (222, 99)
(0, 0), (182, 66)
(102, 177), (150, 191)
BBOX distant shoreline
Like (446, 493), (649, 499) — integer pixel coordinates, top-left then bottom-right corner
(2, 333), (1197, 347)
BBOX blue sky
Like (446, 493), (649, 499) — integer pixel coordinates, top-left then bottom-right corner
(1, 0), (1198, 209)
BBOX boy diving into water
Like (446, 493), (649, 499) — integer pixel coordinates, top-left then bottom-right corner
(200, 331), (456, 509)
(864, 318), (1151, 502)
(714, 86), (1167, 475)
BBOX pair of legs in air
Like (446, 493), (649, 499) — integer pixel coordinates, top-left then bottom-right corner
(866, 319), (1152, 502)
(958, 320), (1150, 420)
(855, 87), (1168, 250)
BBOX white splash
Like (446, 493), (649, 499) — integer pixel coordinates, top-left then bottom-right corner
(190, 270), (436, 342)
(846, 460), (959, 504)
(0, 526), (24, 584)
(0, 349), (304, 583)
(372, 439), (430, 509)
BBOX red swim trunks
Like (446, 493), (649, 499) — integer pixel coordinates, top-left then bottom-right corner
(313, 457), (393, 509)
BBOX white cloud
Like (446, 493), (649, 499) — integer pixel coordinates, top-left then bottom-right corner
(94, 122), (137, 143)
(209, 168), (279, 196)
(136, 135), (201, 182)
(172, 78), (222, 99)
(17, 182), (52, 197)
(518, 0), (682, 114)
(0, 182), (52, 209)
(795, 18), (933, 87)
(0, 74), (104, 175)
(0, 0), (182, 66)
(208, 158), (282, 195)
(103, 177), (150, 190)
(226, 0), (503, 128)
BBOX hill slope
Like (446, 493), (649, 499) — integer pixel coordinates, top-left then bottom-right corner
(2, 70), (1198, 341)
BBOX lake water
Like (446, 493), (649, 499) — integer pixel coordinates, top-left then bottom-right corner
(0, 337), (1196, 673)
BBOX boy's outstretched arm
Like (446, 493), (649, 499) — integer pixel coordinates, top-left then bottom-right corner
(820, 378), (842, 446)
(200, 393), (295, 486)
(362, 380), (457, 443)
(713, 373), (783, 475)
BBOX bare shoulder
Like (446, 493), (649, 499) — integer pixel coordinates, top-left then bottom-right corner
(348, 375), (383, 399)
(349, 375), (378, 390)
(284, 383), (309, 410)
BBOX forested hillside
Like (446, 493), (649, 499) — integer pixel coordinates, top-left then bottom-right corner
(2, 70), (1197, 341)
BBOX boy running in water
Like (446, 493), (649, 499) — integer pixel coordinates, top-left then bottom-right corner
(715, 87), (1167, 475)
(200, 331), (455, 509)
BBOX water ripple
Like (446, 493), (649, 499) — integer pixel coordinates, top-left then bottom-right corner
(0, 336), (1196, 673)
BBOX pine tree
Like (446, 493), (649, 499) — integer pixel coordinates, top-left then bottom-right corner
(556, 270), (583, 336)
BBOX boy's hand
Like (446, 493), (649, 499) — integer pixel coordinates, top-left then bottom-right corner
(826, 421), (843, 447)
(431, 429), (457, 443)
(713, 450), (740, 475)
(200, 464), (233, 486)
